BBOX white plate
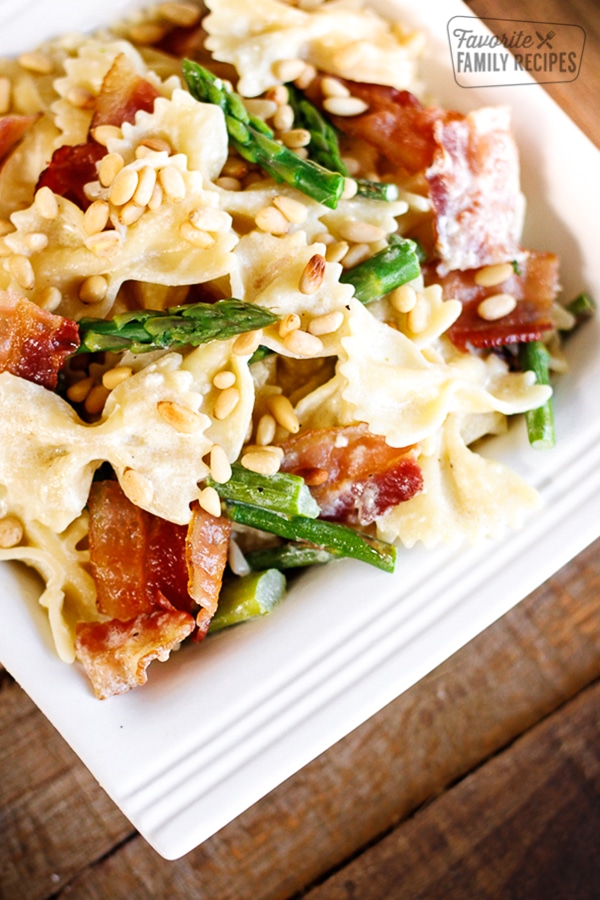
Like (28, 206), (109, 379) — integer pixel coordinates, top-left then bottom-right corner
(1, 0), (599, 860)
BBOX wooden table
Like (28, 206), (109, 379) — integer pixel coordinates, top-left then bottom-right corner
(2, 1), (599, 896)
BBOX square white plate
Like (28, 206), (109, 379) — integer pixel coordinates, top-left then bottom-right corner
(1, 0), (599, 860)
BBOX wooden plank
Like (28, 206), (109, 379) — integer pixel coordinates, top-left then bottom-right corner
(34, 538), (600, 899)
(304, 678), (600, 899)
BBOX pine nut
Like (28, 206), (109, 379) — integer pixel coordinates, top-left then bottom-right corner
(209, 443), (232, 483)
(215, 176), (242, 191)
(118, 200), (146, 226)
(326, 241), (349, 263)
(341, 155), (361, 176)
(241, 450), (281, 476)
(85, 230), (121, 256)
(179, 221), (214, 248)
(338, 219), (386, 244)
(299, 253), (326, 294)
(279, 313), (302, 338)
(474, 262), (515, 288)
(308, 310), (344, 336)
(159, 165), (186, 201)
(85, 384), (110, 415)
(280, 128), (311, 149)
(157, 400), (202, 433)
(294, 63), (316, 90)
(341, 242), (371, 269)
(132, 165), (157, 206)
(321, 77), (350, 98)
(83, 199), (110, 235)
(293, 147), (309, 160)
(25, 232), (48, 252)
(38, 286), (62, 311)
(256, 413), (276, 446)
(390, 284), (417, 313)
(407, 295), (429, 333)
(91, 125), (122, 147)
(243, 444), (284, 461)
(66, 86), (95, 109)
(0, 77), (11, 115)
(158, 2), (201, 26)
(67, 376), (93, 403)
(265, 85), (289, 106)
(341, 178), (358, 200)
(0, 515), (23, 548)
(244, 98), (278, 120)
(83, 180), (104, 202)
(147, 182), (164, 210)
(138, 136), (172, 155)
(272, 59), (307, 83)
(272, 103), (295, 133)
(323, 96), (369, 117)
(228, 538), (250, 576)
(198, 485), (222, 517)
(121, 468), (154, 507)
(109, 167), (139, 206)
(189, 207), (230, 232)
(221, 158), (248, 179)
(272, 195), (307, 224)
(477, 293), (517, 321)
(212, 370), (236, 390)
(128, 22), (166, 45)
(267, 394), (299, 433)
(102, 366), (133, 390)
(34, 187), (58, 220)
(79, 274), (108, 304)
(18, 51), (53, 74)
(255, 205), (289, 235)
(232, 329), (262, 356)
(312, 231), (335, 246)
(9, 255), (35, 290)
(213, 387), (240, 420)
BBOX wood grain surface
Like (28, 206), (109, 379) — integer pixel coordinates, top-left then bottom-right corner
(1, 0), (599, 898)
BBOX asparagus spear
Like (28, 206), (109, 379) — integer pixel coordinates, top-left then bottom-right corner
(182, 60), (345, 209)
(340, 234), (421, 303)
(286, 85), (399, 202)
(223, 501), (397, 573)
(566, 291), (596, 323)
(209, 568), (287, 632)
(518, 341), (556, 449)
(207, 464), (320, 518)
(77, 299), (279, 354)
(246, 542), (334, 571)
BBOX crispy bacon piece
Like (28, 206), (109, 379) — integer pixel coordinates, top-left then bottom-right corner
(186, 504), (231, 637)
(90, 53), (160, 129)
(425, 252), (559, 350)
(75, 595), (195, 699)
(0, 292), (79, 388)
(426, 107), (523, 273)
(0, 114), (40, 162)
(36, 141), (106, 210)
(279, 424), (423, 526)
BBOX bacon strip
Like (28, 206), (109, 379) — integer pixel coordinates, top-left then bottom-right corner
(425, 252), (559, 350)
(186, 504), (231, 636)
(36, 141), (106, 210)
(0, 114), (40, 162)
(0, 292), (79, 389)
(280, 424), (423, 526)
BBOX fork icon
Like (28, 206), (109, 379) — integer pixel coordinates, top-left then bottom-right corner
(536, 29), (556, 49)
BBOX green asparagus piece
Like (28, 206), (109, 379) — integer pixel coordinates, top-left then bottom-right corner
(208, 464), (320, 518)
(209, 568), (287, 632)
(182, 60), (345, 209)
(518, 341), (556, 450)
(77, 299), (279, 354)
(223, 501), (397, 573)
(246, 542), (334, 571)
(565, 291), (596, 323)
(340, 234), (421, 303)
(286, 85), (398, 202)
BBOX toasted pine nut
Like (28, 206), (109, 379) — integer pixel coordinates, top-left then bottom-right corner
(278, 313), (302, 338)
(272, 194), (307, 224)
(215, 176), (242, 191)
(326, 241), (349, 264)
(323, 96), (369, 117)
(38, 286), (62, 311)
(212, 370), (236, 390)
(133, 165), (157, 206)
(179, 221), (214, 249)
(159, 165), (186, 201)
(157, 400), (202, 433)
(198, 485), (222, 517)
(109, 167), (139, 206)
(18, 51), (53, 74)
(213, 387), (240, 420)
(189, 207), (230, 232)
(256, 413), (276, 446)
(158, 2), (201, 26)
(118, 201), (146, 226)
(147, 182), (164, 210)
(341, 242), (372, 269)
(390, 284), (417, 313)
(307, 310), (344, 336)
(66, 86), (95, 109)
(407, 295), (429, 333)
(24, 232), (48, 252)
(0, 515), (23, 548)
(83, 200), (110, 235)
(265, 85), (289, 106)
(9, 255), (35, 290)
(138, 136), (172, 155)
(474, 262), (515, 288)
(121, 468), (154, 507)
(299, 253), (326, 294)
(294, 63), (316, 90)
(67, 376), (93, 403)
(338, 219), (386, 244)
(233, 329), (262, 356)
(79, 274), (108, 304)
(84, 384), (110, 415)
(255, 205), (289, 235)
(83, 180), (104, 202)
(85, 230), (121, 256)
(91, 125), (122, 147)
(321, 77), (350, 98)
(341, 178), (358, 200)
(244, 98), (278, 120)
(0, 77), (11, 115)
(34, 186), (58, 220)
(128, 22), (166, 45)
(312, 231), (335, 246)
(267, 394), (299, 433)
(272, 58), (307, 83)
(209, 443), (232, 483)
(98, 152), (124, 188)
(221, 157), (249, 180)
(272, 103), (295, 133)
(102, 366), (133, 390)
(241, 450), (281, 476)
(477, 293), (517, 321)
(280, 128), (311, 149)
